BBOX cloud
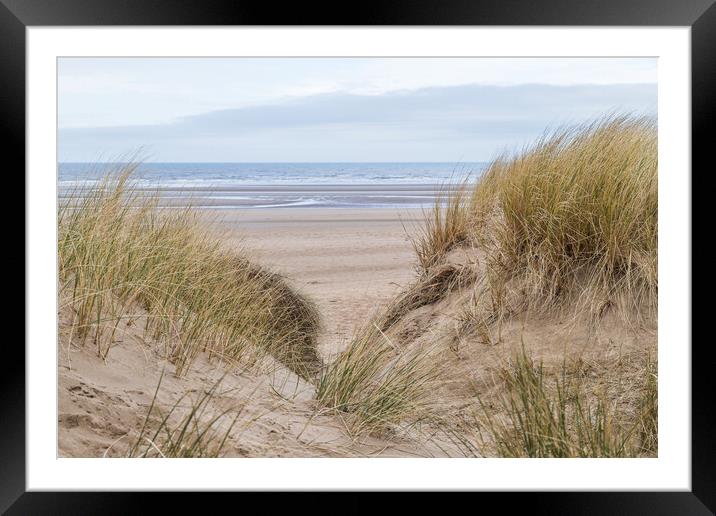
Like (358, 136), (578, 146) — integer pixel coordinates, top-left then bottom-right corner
(59, 83), (657, 162)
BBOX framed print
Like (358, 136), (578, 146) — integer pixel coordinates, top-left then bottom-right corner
(6, 0), (713, 512)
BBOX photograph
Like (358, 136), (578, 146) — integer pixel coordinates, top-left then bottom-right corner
(6, 1), (708, 508)
(57, 56), (660, 459)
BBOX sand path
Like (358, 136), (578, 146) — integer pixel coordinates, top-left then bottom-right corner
(215, 208), (422, 357)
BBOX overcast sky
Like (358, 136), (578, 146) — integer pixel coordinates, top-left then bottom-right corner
(58, 58), (657, 162)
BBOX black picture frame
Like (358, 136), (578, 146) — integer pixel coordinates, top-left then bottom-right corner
(5, 0), (712, 513)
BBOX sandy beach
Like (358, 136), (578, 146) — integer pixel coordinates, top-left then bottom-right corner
(214, 207), (424, 356)
(50, 54), (664, 469)
(57, 120), (659, 460)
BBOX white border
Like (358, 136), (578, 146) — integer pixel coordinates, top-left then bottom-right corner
(27, 27), (691, 490)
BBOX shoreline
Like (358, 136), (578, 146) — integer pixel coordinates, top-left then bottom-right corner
(58, 182), (462, 209)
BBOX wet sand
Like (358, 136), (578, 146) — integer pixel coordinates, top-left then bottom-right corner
(60, 183), (459, 209)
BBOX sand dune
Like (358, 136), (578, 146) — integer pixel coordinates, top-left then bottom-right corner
(58, 206), (469, 458)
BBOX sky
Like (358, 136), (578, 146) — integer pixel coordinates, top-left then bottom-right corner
(58, 58), (657, 163)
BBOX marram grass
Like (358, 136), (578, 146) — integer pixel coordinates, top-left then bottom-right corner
(125, 372), (239, 458)
(316, 324), (440, 437)
(58, 166), (321, 378)
(474, 345), (658, 458)
(414, 114), (657, 322)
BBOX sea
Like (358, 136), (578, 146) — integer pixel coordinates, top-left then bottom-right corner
(58, 162), (487, 209)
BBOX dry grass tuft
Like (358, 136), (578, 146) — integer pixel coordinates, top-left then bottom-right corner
(316, 324), (440, 437)
(413, 114), (657, 323)
(125, 372), (239, 458)
(413, 184), (471, 271)
(58, 165), (321, 378)
(475, 345), (658, 457)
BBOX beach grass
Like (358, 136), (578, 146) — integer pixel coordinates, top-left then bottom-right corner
(475, 345), (657, 458)
(58, 165), (321, 378)
(413, 182), (472, 271)
(413, 114), (657, 321)
(316, 324), (440, 436)
(339, 113), (659, 455)
(125, 372), (239, 458)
